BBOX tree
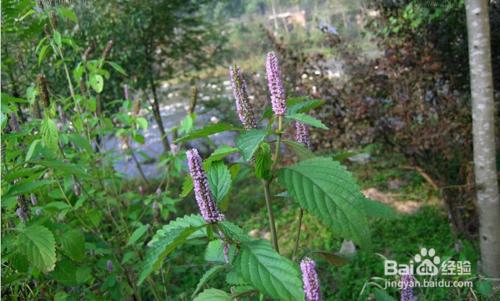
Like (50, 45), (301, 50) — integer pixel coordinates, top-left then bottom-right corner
(76, 0), (224, 153)
(465, 0), (500, 278)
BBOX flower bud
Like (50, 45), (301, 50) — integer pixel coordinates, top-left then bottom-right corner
(229, 65), (256, 129)
(266, 52), (286, 116)
(186, 149), (224, 223)
(300, 257), (322, 301)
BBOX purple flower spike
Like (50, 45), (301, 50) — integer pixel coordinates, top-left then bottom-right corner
(266, 52), (286, 116)
(295, 122), (311, 149)
(106, 260), (114, 273)
(30, 194), (38, 206)
(229, 66), (256, 129)
(186, 149), (224, 223)
(401, 273), (415, 301)
(300, 257), (322, 301)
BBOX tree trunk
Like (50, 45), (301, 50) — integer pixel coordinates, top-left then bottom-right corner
(465, 0), (500, 278)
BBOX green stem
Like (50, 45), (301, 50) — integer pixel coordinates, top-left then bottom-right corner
(263, 179), (279, 253)
(292, 208), (304, 261)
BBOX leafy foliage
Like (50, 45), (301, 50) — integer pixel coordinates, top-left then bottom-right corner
(18, 225), (57, 272)
(280, 157), (371, 248)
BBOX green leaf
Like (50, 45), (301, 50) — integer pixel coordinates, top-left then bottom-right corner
(67, 134), (93, 152)
(38, 45), (49, 65)
(255, 142), (272, 180)
(175, 123), (240, 143)
(107, 61), (127, 76)
(34, 160), (89, 178)
(207, 162), (231, 202)
(127, 224), (149, 246)
(287, 98), (325, 115)
(5, 179), (53, 198)
(179, 114), (194, 135)
(279, 157), (371, 248)
(282, 139), (315, 160)
(41, 117), (60, 154)
(138, 215), (206, 285)
(181, 175), (194, 198)
(18, 225), (57, 272)
(89, 74), (104, 93)
(218, 221), (252, 243)
(57, 7), (78, 23)
(476, 279), (493, 296)
(362, 198), (398, 219)
(236, 129), (268, 161)
(192, 265), (226, 298)
(52, 259), (78, 285)
(286, 113), (328, 130)
(25, 139), (42, 161)
(235, 240), (304, 301)
(204, 239), (234, 263)
(205, 145), (239, 166)
(193, 288), (232, 301)
(136, 117), (148, 131)
(53, 31), (62, 48)
(59, 229), (85, 262)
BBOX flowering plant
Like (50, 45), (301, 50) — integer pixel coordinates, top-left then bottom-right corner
(139, 52), (380, 300)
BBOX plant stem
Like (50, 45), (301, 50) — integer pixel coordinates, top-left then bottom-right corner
(263, 179), (279, 253)
(292, 208), (304, 261)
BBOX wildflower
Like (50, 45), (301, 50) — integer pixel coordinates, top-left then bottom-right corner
(295, 122), (311, 149)
(106, 260), (114, 272)
(266, 52), (286, 116)
(16, 207), (27, 223)
(186, 149), (224, 223)
(300, 257), (322, 301)
(229, 65), (256, 129)
(401, 273), (415, 301)
(30, 194), (37, 206)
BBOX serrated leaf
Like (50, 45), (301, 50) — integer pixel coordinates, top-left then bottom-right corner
(19, 225), (56, 272)
(287, 98), (325, 115)
(286, 113), (328, 130)
(207, 162), (231, 202)
(52, 259), (78, 285)
(59, 229), (85, 262)
(204, 239), (235, 263)
(236, 129), (268, 161)
(175, 123), (240, 143)
(235, 240), (304, 301)
(218, 221), (252, 243)
(255, 142), (272, 180)
(193, 288), (232, 301)
(127, 224), (149, 246)
(205, 145), (238, 166)
(280, 157), (371, 248)
(138, 215), (206, 285)
(192, 265), (226, 298)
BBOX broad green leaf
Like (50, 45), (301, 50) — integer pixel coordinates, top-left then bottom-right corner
(89, 74), (104, 93)
(136, 117), (148, 131)
(204, 239), (235, 263)
(175, 123), (240, 143)
(207, 162), (231, 202)
(34, 160), (89, 178)
(178, 114), (194, 135)
(192, 265), (226, 298)
(286, 113), (328, 130)
(279, 157), (371, 248)
(205, 145), (239, 165)
(235, 240), (304, 301)
(138, 215), (206, 285)
(287, 98), (325, 115)
(41, 117), (59, 154)
(53, 31), (62, 48)
(18, 225), (56, 272)
(362, 198), (398, 219)
(67, 134), (93, 152)
(282, 140), (315, 160)
(59, 229), (85, 262)
(218, 221), (252, 243)
(127, 224), (149, 246)
(255, 142), (272, 180)
(236, 129), (268, 161)
(193, 288), (232, 301)
(52, 259), (78, 285)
